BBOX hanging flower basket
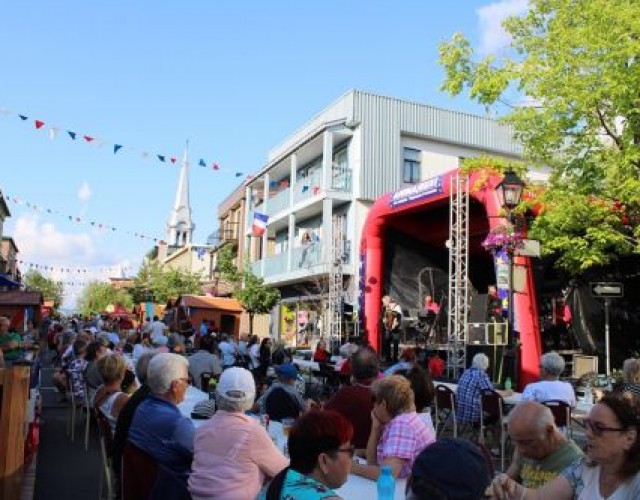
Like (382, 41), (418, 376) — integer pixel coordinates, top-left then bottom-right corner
(482, 225), (525, 255)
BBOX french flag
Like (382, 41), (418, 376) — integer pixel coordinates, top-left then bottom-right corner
(252, 212), (269, 236)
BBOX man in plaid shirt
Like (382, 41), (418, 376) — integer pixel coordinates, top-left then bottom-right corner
(456, 352), (494, 423)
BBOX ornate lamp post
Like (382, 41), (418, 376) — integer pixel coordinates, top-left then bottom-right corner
(495, 170), (525, 340)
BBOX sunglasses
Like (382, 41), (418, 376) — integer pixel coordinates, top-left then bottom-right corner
(330, 445), (355, 458)
(584, 418), (627, 437)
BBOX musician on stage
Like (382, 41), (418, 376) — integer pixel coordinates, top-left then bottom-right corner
(487, 285), (504, 322)
(380, 295), (402, 363)
(423, 295), (440, 315)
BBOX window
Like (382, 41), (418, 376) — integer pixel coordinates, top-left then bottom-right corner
(403, 148), (421, 184)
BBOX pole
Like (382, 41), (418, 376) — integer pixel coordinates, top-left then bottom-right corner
(604, 298), (611, 376)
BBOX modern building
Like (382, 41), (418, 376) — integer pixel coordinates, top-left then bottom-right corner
(243, 90), (522, 344)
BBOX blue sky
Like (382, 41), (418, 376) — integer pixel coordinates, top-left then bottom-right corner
(0, 1), (527, 306)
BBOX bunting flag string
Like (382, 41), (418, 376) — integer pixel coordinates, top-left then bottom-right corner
(18, 259), (132, 275)
(0, 106), (249, 177)
(3, 192), (166, 244)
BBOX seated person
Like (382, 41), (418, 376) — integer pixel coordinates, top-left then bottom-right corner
(264, 410), (353, 499)
(92, 354), (131, 434)
(522, 352), (576, 407)
(506, 401), (583, 489)
(455, 353), (496, 425)
(189, 367), (287, 500)
(128, 353), (195, 475)
(324, 346), (378, 451)
(427, 351), (445, 378)
(256, 363), (312, 421)
(188, 335), (222, 390)
(421, 295), (440, 318)
(406, 438), (491, 499)
(312, 339), (331, 363)
(619, 358), (640, 399)
(351, 375), (435, 480)
(384, 347), (417, 376)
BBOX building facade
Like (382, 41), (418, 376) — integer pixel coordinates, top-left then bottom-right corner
(243, 90), (522, 343)
(1, 237), (19, 280)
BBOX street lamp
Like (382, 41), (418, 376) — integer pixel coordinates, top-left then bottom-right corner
(496, 169), (525, 343)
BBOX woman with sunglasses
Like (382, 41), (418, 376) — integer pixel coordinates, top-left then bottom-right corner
(492, 391), (640, 499)
(350, 375), (435, 481)
(264, 410), (354, 499)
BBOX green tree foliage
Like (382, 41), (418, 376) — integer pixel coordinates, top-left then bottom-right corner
(76, 281), (133, 317)
(234, 267), (281, 335)
(217, 249), (280, 334)
(23, 269), (64, 308)
(439, 0), (640, 273)
(129, 261), (203, 304)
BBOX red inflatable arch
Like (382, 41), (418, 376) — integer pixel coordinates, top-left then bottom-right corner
(359, 169), (541, 387)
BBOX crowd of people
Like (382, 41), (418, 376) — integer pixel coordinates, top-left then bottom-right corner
(3, 312), (640, 499)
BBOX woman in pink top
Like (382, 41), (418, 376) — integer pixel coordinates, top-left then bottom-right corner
(188, 367), (288, 500)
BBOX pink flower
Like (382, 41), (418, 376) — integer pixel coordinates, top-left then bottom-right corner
(482, 225), (525, 254)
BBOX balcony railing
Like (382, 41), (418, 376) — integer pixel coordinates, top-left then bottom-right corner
(293, 170), (323, 204)
(250, 239), (352, 281)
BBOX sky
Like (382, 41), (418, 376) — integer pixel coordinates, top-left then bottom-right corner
(0, 0), (528, 307)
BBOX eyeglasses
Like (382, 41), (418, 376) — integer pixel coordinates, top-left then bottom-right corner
(330, 445), (355, 458)
(584, 418), (627, 437)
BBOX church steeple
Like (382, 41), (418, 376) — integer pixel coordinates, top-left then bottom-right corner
(167, 144), (195, 247)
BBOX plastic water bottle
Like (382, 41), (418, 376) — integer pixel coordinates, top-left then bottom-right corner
(504, 377), (512, 392)
(377, 465), (395, 500)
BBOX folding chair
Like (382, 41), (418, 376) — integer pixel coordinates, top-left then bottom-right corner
(83, 380), (94, 451)
(66, 376), (79, 442)
(479, 388), (508, 472)
(543, 399), (572, 437)
(434, 384), (458, 437)
(121, 441), (158, 500)
(96, 410), (115, 499)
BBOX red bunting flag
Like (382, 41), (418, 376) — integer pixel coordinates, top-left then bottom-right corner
(84, 135), (94, 142)
(170, 157), (177, 164)
(213, 162), (220, 170)
(35, 120), (45, 129)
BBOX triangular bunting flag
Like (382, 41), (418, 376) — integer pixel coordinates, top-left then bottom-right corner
(49, 127), (59, 140)
(83, 135), (94, 142)
(170, 157), (177, 164)
(235, 172), (242, 177)
(68, 131), (77, 140)
(35, 120), (45, 129)
(157, 155), (166, 162)
(213, 162), (220, 170)
(114, 144), (123, 154)
(302, 185), (309, 193)
(18, 115), (28, 120)
(198, 159), (206, 167)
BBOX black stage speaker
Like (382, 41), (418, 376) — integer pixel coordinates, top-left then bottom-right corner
(468, 323), (486, 344)
(469, 294), (488, 323)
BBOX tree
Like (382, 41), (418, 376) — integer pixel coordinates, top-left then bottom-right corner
(76, 281), (133, 318)
(130, 261), (203, 304)
(439, 0), (640, 273)
(217, 248), (280, 335)
(23, 270), (64, 308)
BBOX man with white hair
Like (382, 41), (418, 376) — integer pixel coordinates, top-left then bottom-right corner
(522, 352), (576, 406)
(128, 353), (195, 474)
(505, 401), (583, 488)
(456, 352), (495, 425)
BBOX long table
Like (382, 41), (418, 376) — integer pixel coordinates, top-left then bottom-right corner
(178, 385), (210, 428)
(436, 381), (523, 405)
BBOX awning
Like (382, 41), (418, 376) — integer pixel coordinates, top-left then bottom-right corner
(0, 274), (20, 288)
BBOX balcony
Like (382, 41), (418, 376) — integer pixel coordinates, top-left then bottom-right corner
(250, 239), (352, 282)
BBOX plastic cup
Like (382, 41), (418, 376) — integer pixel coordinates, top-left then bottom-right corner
(281, 417), (295, 438)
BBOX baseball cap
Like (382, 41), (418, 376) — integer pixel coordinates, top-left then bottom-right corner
(409, 438), (491, 500)
(192, 399), (217, 419)
(216, 367), (256, 402)
(275, 362), (301, 381)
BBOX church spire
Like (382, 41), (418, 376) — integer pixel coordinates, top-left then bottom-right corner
(167, 142), (195, 247)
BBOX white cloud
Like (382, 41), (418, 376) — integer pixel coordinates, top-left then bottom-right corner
(476, 0), (529, 56)
(77, 181), (92, 202)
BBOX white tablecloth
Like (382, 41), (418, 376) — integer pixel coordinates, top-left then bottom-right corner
(178, 384), (210, 428)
